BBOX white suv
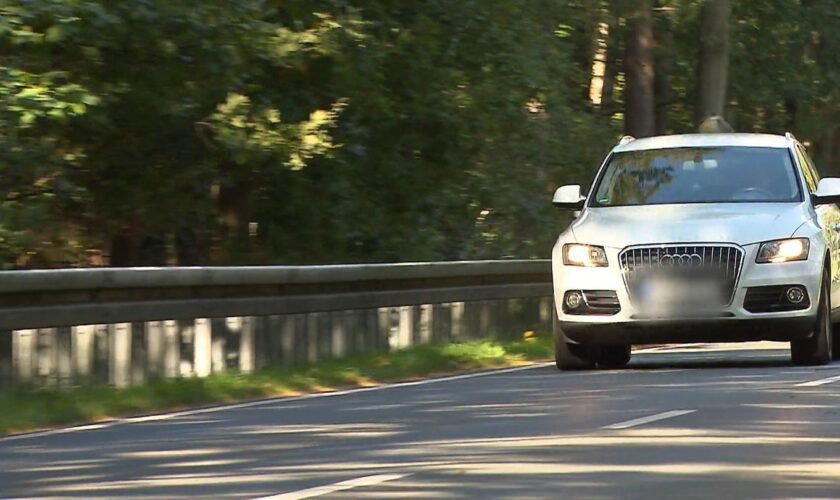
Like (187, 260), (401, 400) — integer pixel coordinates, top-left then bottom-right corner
(551, 133), (840, 370)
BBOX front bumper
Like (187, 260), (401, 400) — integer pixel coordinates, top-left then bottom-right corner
(559, 317), (814, 344)
(552, 243), (822, 345)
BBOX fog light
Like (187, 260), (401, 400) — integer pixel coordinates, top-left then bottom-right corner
(786, 286), (806, 304)
(565, 291), (584, 309)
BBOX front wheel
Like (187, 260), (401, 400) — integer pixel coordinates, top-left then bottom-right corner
(833, 323), (840, 361)
(553, 309), (596, 370)
(791, 268), (833, 366)
(597, 345), (631, 369)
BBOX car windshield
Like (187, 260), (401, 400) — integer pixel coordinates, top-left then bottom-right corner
(591, 146), (801, 206)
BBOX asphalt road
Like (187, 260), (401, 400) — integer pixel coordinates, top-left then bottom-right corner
(2, 342), (840, 499)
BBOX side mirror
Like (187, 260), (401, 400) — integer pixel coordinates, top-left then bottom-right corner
(813, 178), (840, 206)
(552, 185), (586, 210)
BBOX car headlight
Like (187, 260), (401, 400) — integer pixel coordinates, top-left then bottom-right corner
(563, 244), (608, 267)
(756, 238), (809, 263)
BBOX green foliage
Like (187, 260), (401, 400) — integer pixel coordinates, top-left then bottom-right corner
(657, 0), (840, 160)
(4, 0), (839, 267)
(0, 0), (617, 267)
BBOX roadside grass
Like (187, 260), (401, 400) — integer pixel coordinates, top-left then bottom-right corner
(0, 334), (553, 436)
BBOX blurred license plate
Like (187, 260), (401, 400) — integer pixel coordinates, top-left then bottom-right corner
(636, 277), (722, 315)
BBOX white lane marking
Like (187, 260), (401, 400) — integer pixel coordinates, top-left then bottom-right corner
(602, 410), (696, 430)
(0, 362), (553, 443)
(253, 473), (411, 500)
(796, 374), (840, 387)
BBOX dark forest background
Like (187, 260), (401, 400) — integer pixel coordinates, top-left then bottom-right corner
(2, 0), (839, 268)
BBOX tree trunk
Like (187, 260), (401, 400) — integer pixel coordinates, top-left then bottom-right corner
(217, 173), (253, 264)
(814, 127), (840, 176)
(176, 226), (205, 266)
(624, 1), (656, 137)
(600, 13), (622, 110)
(654, 5), (674, 135)
(109, 233), (136, 267)
(138, 236), (167, 266)
(695, 0), (731, 127)
(581, 0), (603, 103)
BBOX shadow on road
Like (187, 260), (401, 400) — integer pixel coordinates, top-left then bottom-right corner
(1, 343), (838, 499)
(626, 342), (794, 370)
(628, 354), (793, 370)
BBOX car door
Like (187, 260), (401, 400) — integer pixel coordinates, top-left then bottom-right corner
(795, 143), (840, 306)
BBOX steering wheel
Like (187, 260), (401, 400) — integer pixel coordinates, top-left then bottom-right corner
(733, 187), (774, 200)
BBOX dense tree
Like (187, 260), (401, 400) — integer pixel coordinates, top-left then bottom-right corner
(624, 0), (657, 137)
(695, 0), (731, 125)
(653, 3), (675, 134)
(2, 0), (840, 269)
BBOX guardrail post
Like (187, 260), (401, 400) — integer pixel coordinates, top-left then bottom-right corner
(479, 301), (493, 339)
(364, 309), (375, 352)
(419, 305), (433, 345)
(539, 297), (552, 333)
(345, 310), (359, 354)
(352, 311), (363, 354)
(211, 318), (227, 373)
(395, 306), (411, 349)
(109, 323), (131, 388)
(278, 315), (294, 366)
(36, 328), (56, 385)
(146, 321), (164, 378)
(239, 316), (255, 373)
(292, 314), (306, 363)
(176, 320), (193, 377)
(56, 327), (72, 386)
(331, 311), (347, 358)
(264, 316), (281, 367)
(451, 302), (465, 340)
(194, 318), (212, 377)
(377, 308), (390, 351)
(0, 331), (11, 388)
(72, 325), (94, 379)
(163, 320), (179, 378)
(255, 317), (269, 370)
(306, 313), (319, 363)
(433, 303), (450, 342)
(93, 325), (109, 383)
(130, 322), (147, 384)
(13, 330), (35, 382)
(503, 298), (523, 340)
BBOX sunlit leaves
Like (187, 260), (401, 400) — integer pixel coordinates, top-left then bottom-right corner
(0, 0), (620, 266)
(208, 93), (343, 170)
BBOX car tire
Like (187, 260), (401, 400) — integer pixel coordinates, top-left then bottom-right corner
(791, 267), (833, 366)
(553, 308), (596, 370)
(597, 345), (631, 369)
(833, 327), (840, 361)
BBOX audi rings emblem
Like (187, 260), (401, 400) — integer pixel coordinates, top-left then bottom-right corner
(660, 253), (703, 267)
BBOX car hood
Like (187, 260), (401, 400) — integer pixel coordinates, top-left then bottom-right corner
(571, 203), (812, 249)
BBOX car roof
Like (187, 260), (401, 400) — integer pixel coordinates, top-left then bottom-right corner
(613, 133), (790, 153)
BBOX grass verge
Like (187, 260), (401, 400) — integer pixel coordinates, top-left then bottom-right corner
(0, 335), (553, 436)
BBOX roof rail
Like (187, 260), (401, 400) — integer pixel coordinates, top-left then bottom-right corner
(785, 132), (797, 142)
(617, 135), (636, 146)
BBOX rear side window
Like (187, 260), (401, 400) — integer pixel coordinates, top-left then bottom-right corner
(795, 144), (820, 193)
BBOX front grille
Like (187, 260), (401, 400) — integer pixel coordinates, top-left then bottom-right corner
(619, 244), (744, 306)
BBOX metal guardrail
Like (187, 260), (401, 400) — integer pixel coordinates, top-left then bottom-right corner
(0, 261), (553, 387)
(0, 260), (551, 331)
